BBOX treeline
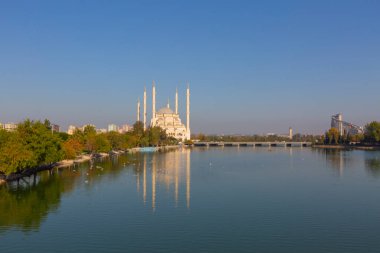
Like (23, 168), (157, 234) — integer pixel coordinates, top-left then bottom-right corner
(192, 133), (320, 143)
(0, 120), (177, 175)
(324, 121), (380, 145)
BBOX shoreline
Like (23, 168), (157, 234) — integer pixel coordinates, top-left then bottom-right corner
(1, 146), (182, 183)
(128, 145), (181, 153)
(312, 144), (380, 150)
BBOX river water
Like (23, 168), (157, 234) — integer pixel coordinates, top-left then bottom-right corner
(1, 147), (380, 253)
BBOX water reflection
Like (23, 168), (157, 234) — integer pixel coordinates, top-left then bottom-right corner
(0, 169), (79, 233)
(0, 154), (132, 233)
(135, 148), (191, 210)
(365, 155), (380, 178)
(314, 148), (351, 176)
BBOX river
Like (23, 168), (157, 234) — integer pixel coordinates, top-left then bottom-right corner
(1, 147), (380, 253)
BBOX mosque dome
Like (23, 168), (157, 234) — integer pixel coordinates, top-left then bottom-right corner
(157, 107), (174, 114)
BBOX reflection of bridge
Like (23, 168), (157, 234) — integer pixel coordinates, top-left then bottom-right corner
(194, 142), (312, 147)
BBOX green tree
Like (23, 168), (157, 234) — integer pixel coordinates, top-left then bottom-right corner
(106, 131), (124, 150)
(95, 134), (111, 153)
(148, 126), (161, 146)
(364, 121), (380, 143)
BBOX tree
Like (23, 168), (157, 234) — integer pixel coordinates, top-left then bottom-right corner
(326, 128), (340, 144)
(106, 131), (124, 150)
(364, 121), (380, 143)
(148, 126), (161, 146)
(62, 139), (83, 159)
(95, 134), (111, 153)
(0, 135), (34, 174)
(17, 120), (63, 165)
(132, 121), (144, 137)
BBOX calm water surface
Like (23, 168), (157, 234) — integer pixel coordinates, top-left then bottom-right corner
(1, 147), (380, 253)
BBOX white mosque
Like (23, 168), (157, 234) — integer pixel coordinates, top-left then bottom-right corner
(137, 82), (191, 141)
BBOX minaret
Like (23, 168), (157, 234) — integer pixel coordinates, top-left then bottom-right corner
(152, 81), (156, 125)
(143, 87), (147, 130)
(175, 87), (178, 114)
(186, 84), (190, 140)
(137, 98), (141, 122)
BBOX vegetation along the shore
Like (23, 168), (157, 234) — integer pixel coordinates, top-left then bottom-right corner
(0, 120), (177, 176)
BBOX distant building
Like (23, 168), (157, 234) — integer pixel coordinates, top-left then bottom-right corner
(331, 113), (344, 136)
(108, 124), (118, 132)
(67, 125), (78, 135)
(51, 124), (60, 133)
(138, 82), (190, 141)
(4, 123), (17, 132)
(97, 128), (107, 134)
(289, 127), (293, 140)
(118, 124), (131, 133)
(331, 113), (363, 136)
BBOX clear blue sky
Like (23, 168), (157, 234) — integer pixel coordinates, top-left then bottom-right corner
(0, 0), (379, 134)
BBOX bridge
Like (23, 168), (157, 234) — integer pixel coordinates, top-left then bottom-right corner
(193, 141), (312, 147)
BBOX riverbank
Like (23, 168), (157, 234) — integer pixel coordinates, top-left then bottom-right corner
(1, 152), (112, 182)
(1, 146), (182, 183)
(313, 144), (380, 150)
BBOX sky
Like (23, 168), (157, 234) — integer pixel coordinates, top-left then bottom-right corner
(0, 0), (379, 135)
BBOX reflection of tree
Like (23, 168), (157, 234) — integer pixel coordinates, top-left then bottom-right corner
(365, 158), (380, 178)
(0, 170), (78, 232)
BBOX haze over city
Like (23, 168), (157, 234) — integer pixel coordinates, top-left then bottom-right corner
(1, 1), (379, 134)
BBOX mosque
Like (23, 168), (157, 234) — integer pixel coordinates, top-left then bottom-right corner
(137, 82), (191, 141)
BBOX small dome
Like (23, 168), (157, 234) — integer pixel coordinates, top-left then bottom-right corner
(157, 107), (174, 114)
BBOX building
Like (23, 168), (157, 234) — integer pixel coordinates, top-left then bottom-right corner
(331, 113), (363, 136)
(97, 128), (107, 134)
(119, 124), (131, 133)
(137, 82), (191, 141)
(3, 123), (17, 132)
(51, 124), (60, 133)
(67, 125), (78, 135)
(68, 124), (97, 135)
(289, 127), (293, 140)
(331, 113), (344, 136)
(108, 124), (119, 132)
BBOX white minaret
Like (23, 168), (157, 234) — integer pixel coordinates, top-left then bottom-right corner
(137, 98), (140, 122)
(152, 81), (156, 123)
(175, 87), (178, 114)
(186, 84), (190, 140)
(143, 87), (147, 130)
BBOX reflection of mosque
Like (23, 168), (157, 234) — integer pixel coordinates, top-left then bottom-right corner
(135, 148), (191, 210)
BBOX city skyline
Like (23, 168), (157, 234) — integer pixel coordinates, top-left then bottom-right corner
(1, 1), (379, 134)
